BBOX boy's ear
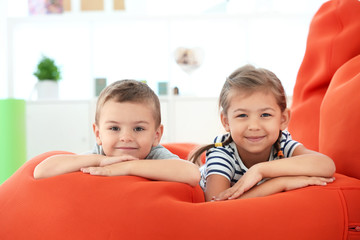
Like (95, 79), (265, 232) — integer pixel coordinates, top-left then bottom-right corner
(153, 124), (164, 147)
(93, 123), (102, 145)
(220, 111), (230, 132)
(280, 108), (291, 130)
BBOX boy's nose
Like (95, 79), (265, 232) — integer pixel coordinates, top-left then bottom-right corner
(119, 130), (133, 142)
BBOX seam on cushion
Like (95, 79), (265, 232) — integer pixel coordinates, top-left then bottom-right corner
(337, 187), (349, 240)
(324, 0), (342, 87)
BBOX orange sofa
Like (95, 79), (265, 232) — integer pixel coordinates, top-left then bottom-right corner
(1, 0), (360, 239)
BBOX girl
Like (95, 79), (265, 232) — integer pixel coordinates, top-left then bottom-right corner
(190, 65), (336, 201)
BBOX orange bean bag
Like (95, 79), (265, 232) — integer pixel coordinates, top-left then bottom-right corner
(0, 149), (359, 239)
(288, 0), (360, 151)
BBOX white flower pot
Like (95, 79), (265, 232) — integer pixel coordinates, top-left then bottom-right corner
(36, 80), (59, 100)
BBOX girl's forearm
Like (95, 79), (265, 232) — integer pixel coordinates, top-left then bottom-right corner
(33, 154), (104, 179)
(115, 159), (201, 187)
(256, 153), (336, 179)
(239, 177), (286, 199)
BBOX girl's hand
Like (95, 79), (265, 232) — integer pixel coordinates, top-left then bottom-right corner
(99, 155), (138, 167)
(213, 166), (263, 201)
(282, 176), (335, 191)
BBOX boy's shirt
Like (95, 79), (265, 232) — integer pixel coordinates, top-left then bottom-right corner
(87, 144), (180, 160)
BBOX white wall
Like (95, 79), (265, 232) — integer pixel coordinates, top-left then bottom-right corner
(4, 0), (327, 101)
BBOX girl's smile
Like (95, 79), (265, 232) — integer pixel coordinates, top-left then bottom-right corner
(245, 135), (266, 143)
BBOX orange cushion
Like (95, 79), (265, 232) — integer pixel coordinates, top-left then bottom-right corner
(162, 142), (206, 164)
(319, 55), (360, 179)
(289, 0), (360, 151)
(1, 152), (359, 239)
(0, 151), (204, 239)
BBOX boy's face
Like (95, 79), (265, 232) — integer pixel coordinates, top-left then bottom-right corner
(93, 99), (163, 159)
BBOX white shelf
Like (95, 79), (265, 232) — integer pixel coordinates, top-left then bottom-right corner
(25, 97), (224, 160)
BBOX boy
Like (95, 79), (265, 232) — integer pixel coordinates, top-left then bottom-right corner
(33, 80), (200, 186)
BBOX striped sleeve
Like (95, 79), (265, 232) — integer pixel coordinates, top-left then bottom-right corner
(280, 131), (302, 158)
(203, 147), (236, 182)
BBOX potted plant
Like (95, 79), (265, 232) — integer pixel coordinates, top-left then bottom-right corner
(33, 55), (61, 99)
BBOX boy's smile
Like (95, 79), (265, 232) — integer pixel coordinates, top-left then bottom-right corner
(94, 100), (163, 159)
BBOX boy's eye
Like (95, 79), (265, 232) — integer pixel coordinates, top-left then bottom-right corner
(134, 127), (144, 132)
(110, 126), (120, 131)
(261, 113), (272, 118)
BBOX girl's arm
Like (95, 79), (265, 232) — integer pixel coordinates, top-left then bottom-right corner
(81, 159), (201, 187)
(204, 174), (230, 201)
(214, 145), (336, 200)
(237, 176), (335, 199)
(205, 174), (334, 202)
(33, 154), (137, 179)
(256, 145), (336, 179)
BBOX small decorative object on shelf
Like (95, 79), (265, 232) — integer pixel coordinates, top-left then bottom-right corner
(158, 82), (168, 95)
(95, 78), (107, 97)
(174, 47), (204, 75)
(33, 55), (62, 100)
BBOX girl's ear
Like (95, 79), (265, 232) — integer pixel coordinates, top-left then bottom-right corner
(220, 111), (230, 132)
(93, 123), (103, 145)
(152, 124), (164, 147)
(280, 108), (291, 130)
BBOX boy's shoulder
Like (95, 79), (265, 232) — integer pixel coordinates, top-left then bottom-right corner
(147, 145), (180, 160)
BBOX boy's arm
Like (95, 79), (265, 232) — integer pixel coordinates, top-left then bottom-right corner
(81, 159), (201, 187)
(33, 154), (138, 179)
(33, 154), (105, 179)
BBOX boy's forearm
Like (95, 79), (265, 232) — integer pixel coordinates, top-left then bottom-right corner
(111, 159), (201, 187)
(256, 154), (336, 179)
(33, 154), (104, 179)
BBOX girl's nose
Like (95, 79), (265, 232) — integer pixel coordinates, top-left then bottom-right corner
(248, 118), (260, 130)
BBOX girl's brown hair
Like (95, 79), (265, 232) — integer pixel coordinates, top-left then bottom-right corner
(189, 65), (287, 165)
(95, 79), (161, 128)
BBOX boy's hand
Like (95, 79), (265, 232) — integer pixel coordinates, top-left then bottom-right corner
(213, 166), (262, 201)
(81, 166), (112, 176)
(81, 161), (133, 176)
(99, 155), (138, 167)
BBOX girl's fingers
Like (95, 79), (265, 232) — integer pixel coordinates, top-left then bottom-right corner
(214, 186), (245, 201)
(227, 189), (245, 200)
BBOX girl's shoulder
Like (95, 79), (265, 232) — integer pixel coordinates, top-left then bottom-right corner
(279, 130), (302, 157)
(280, 130), (293, 140)
(213, 133), (230, 144)
(207, 133), (236, 157)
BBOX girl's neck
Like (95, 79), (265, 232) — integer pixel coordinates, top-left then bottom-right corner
(236, 146), (272, 169)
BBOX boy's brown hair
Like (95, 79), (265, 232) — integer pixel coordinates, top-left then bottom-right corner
(95, 79), (161, 128)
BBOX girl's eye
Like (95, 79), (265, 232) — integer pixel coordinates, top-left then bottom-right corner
(134, 127), (144, 132)
(237, 114), (247, 118)
(110, 126), (120, 131)
(261, 113), (272, 118)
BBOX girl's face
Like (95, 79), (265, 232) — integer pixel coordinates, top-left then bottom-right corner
(221, 89), (289, 162)
(93, 99), (163, 159)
